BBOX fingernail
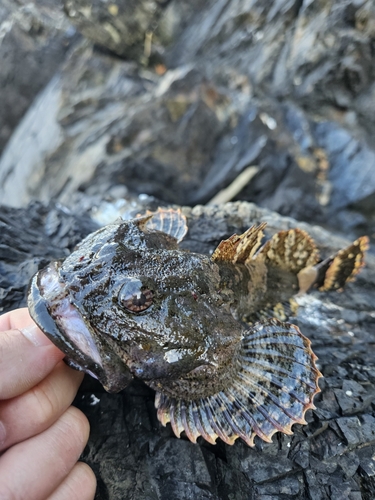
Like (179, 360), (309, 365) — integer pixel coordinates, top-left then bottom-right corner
(0, 420), (6, 448)
(20, 324), (52, 347)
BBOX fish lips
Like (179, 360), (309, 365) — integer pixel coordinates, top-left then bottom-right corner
(28, 267), (133, 393)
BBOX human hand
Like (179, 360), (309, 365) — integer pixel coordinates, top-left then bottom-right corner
(0, 308), (96, 499)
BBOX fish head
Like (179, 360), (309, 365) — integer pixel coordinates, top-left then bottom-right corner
(28, 218), (242, 394)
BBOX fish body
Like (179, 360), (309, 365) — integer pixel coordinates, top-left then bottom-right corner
(28, 209), (368, 446)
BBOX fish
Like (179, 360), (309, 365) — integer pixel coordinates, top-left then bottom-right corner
(28, 208), (369, 446)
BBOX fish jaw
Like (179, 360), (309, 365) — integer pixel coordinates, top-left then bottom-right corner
(28, 262), (133, 392)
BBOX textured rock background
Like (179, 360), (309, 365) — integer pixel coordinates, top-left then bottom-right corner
(0, 0), (77, 153)
(0, 0), (375, 245)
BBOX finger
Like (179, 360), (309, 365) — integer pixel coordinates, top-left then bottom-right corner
(47, 462), (96, 500)
(0, 307), (35, 331)
(0, 327), (64, 400)
(0, 361), (83, 452)
(0, 406), (90, 500)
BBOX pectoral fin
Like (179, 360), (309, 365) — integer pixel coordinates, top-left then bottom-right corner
(155, 319), (322, 446)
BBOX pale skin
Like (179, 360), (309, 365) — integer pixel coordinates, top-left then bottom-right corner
(0, 308), (97, 499)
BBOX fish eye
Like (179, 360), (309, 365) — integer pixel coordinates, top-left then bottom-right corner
(119, 278), (153, 313)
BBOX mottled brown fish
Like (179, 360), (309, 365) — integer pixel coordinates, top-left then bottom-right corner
(28, 209), (368, 446)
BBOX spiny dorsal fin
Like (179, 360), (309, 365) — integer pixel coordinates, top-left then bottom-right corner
(211, 223), (267, 264)
(318, 236), (369, 291)
(137, 208), (188, 243)
(259, 228), (320, 273)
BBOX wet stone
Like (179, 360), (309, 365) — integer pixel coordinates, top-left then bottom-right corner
(315, 388), (341, 419)
(239, 451), (295, 484)
(352, 370), (368, 382)
(310, 427), (345, 461)
(303, 469), (327, 500)
(147, 439), (212, 486)
(359, 459), (375, 478)
(334, 388), (363, 416)
(288, 439), (310, 469)
(254, 473), (303, 496)
(336, 415), (375, 447)
(329, 474), (362, 500)
(342, 380), (366, 395)
(214, 459), (253, 500)
(337, 452), (360, 479)
(158, 481), (217, 500)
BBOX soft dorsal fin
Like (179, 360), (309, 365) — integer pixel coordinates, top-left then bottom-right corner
(317, 236), (369, 291)
(211, 223), (267, 264)
(137, 208), (188, 243)
(259, 228), (320, 273)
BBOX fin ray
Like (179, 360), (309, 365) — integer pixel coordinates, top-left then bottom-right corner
(318, 236), (369, 291)
(138, 208), (188, 243)
(211, 223), (267, 264)
(154, 319), (321, 446)
(259, 228), (319, 272)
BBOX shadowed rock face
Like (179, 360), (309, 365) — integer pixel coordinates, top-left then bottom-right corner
(0, 0), (78, 154)
(1, 200), (375, 499)
(1, 0), (375, 246)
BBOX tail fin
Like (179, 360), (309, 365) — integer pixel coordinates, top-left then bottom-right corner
(257, 229), (369, 294)
(296, 236), (369, 294)
(314, 236), (369, 292)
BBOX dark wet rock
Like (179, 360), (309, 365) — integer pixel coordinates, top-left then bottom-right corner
(336, 415), (375, 447)
(288, 437), (310, 469)
(0, 0), (77, 153)
(254, 473), (304, 497)
(338, 451), (361, 480)
(1, 199), (375, 499)
(0, 54), (236, 209)
(0, 201), (98, 313)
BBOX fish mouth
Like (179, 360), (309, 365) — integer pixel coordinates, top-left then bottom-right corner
(29, 262), (103, 368)
(28, 263), (133, 392)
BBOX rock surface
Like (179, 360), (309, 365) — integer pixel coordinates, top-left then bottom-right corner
(1, 199), (374, 500)
(1, 0), (374, 246)
(0, 0), (77, 153)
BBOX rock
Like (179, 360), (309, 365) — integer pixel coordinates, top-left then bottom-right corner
(336, 415), (375, 447)
(1, 1), (375, 246)
(0, 0), (77, 153)
(0, 201), (98, 313)
(63, 0), (168, 62)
